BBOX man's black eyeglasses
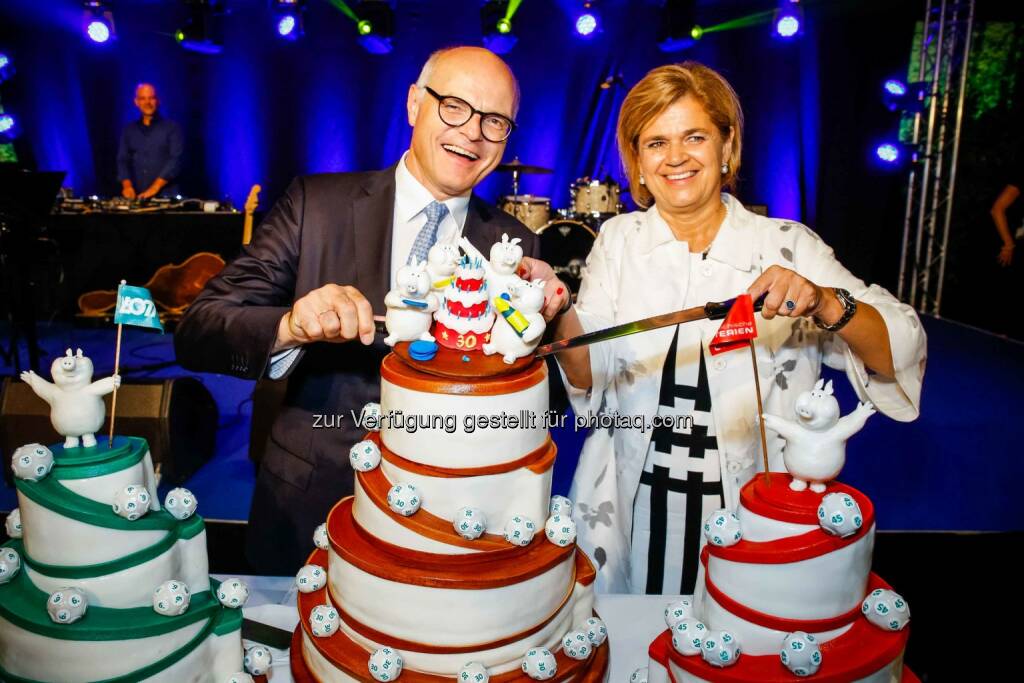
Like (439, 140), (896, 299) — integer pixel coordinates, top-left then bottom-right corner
(424, 86), (516, 143)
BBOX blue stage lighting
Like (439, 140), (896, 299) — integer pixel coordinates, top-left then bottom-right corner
(274, 0), (304, 40)
(876, 143), (900, 164)
(575, 11), (598, 37)
(0, 114), (19, 142)
(0, 54), (13, 84)
(83, 2), (115, 44)
(883, 79), (907, 97)
(772, 1), (803, 40)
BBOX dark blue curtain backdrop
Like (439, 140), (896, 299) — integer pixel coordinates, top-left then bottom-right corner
(0, 0), (922, 288)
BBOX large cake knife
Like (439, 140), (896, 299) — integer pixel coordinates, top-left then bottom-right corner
(534, 295), (765, 357)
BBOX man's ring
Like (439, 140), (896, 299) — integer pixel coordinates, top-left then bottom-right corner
(785, 299), (796, 311)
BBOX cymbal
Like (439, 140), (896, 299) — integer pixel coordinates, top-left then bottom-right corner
(497, 159), (553, 174)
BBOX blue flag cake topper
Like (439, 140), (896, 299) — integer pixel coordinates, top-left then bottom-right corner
(114, 283), (163, 332)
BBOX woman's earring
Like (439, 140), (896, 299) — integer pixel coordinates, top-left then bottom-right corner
(721, 162), (730, 174)
(639, 174), (646, 185)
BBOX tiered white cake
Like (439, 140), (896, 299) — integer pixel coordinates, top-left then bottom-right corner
(291, 351), (610, 682)
(0, 436), (245, 682)
(647, 472), (912, 680)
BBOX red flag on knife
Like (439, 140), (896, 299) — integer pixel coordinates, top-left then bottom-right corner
(709, 294), (758, 355)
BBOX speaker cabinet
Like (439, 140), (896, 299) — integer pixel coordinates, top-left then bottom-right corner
(1, 376), (218, 487)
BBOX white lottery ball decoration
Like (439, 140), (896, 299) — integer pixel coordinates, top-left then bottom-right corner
(817, 492), (864, 538)
(223, 674), (254, 683)
(112, 484), (151, 521)
(387, 482), (422, 517)
(11, 443), (54, 482)
(630, 668), (649, 683)
(295, 564), (327, 593)
(310, 604), (340, 637)
(700, 629), (741, 668)
(780, 631), (823, 677)
(368, 646), (404, 681)
(164, 487), (198, 520)
(671, 618), (707, 656)
(313, 522), (330, 550)
(585, 616), (608, 647)
(549, 494), (573, 517)
(561, 629), (592, 660)
(544, 514), (577, 547)
(4, 508), (21, 539)
(503, 514), (537, 546)
(664, 597), (695, 628)
(243, 645), (273, 676)
(350, 439), (382, 472)
(454, 506), (487, 540)
(703, 509), (742, 547)
(152, 579), (191, 616)
(862, 588), (910, 631)
(521, 647), (557, 680)
(0, 547), (22, 585)
(458, 661), (489, 682)
(361, 402), (383, 431)
(47, 587), (88, 624)
(216, 578), (250, 608)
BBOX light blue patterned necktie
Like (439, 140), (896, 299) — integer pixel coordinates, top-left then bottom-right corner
(406, 200), (449, 265)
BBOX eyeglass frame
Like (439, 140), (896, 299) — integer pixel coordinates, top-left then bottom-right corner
(423, 86), (517, 142)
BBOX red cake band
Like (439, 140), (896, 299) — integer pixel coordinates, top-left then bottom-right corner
(454, 276), (485, 291)
(433, 321), (490, 351)
(446, 300), (488, 317)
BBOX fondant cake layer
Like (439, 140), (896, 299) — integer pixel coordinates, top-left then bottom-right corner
(0, 570), (242, 683)
(704, 523), (874, 621)
(374, 431), (555, 530)
(648, 618), (908, 683)
(294, 613), (609, 683)
(739, 474), (872, 527)
(299, 567), (591, 675)
(323, 508), (578, 648)
(15, 532), (210, 608)
(380, 354), (548, 468)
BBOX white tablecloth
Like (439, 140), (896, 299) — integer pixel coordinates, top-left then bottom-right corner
(217, 573), (677, 682)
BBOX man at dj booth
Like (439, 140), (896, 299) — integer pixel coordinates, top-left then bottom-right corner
(117, 82), (183, 199)
(175, 46), (571, 574)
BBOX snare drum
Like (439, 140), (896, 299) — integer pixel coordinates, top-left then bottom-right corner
(570, 177), (623, 216)
(499, 194), (551, 232)
(536, 219), (597, 293)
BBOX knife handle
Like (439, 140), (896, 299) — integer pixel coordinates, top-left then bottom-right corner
(704, 293), (767, 320)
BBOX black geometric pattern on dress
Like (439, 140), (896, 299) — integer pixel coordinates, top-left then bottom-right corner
(640, 327), (725, 594)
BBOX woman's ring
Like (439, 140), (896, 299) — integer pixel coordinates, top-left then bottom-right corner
(785, 299), (796, 311)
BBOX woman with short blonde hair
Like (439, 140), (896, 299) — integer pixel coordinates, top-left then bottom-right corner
(548, 61), (926, 594)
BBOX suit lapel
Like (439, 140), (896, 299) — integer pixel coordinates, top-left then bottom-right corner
(353, 165), (397, 312)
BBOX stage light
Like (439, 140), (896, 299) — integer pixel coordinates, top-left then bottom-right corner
(873, 141), (919, 169)
(0, 114), (19, 142)
(0, 54), (13, 84)
(273, 0), (305, 41)
(658, 0), (697, 53)
(772, 0), (803, 40)
(690, 25), (703, 40)
(573, 2), (601, 38)
(175, 1), (225, 55)
(352, 1), (394, 54)
(883, 79), (907, 97)
(83, 2), (115, 44)
(482, 1), (519, 55)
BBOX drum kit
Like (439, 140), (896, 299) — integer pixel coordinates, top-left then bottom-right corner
(496, 158), (625, 294)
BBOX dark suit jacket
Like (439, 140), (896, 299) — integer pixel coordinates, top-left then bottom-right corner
(175, 165), (539, 573)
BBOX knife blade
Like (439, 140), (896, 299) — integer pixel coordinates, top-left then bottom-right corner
(534, 295), (764, 358)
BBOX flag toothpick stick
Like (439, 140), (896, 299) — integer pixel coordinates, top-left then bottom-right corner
(108, 320), (123, 449)
(110, 279), (165, 449)
(748, 343), (772, 487)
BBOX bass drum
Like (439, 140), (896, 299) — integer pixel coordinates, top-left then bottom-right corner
(536, 219), (597, 294)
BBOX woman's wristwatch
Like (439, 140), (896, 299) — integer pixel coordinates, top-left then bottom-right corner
(814, 287), (857, 332)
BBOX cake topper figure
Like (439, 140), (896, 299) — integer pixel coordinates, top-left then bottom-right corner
(458, 233), (526, 300)
(762, 379), (876, 492)
(384, 258), (440, 346)
(20, 349), (121, 449)
(425, 242), (461, 293)
(483, 279), (547, 364)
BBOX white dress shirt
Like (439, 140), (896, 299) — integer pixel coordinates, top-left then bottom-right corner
(268, 153), (471, 378)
